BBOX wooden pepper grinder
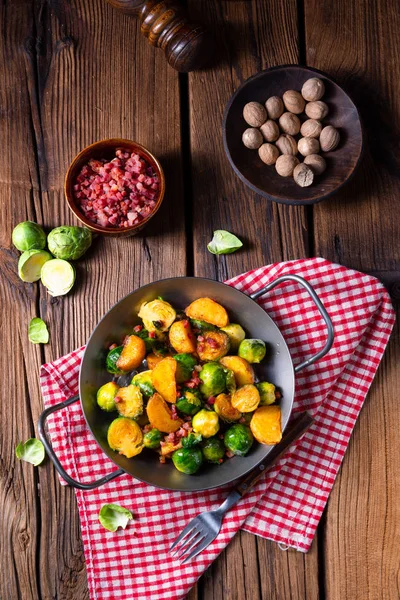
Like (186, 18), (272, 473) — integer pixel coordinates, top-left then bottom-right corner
(106, 0), (215, 72)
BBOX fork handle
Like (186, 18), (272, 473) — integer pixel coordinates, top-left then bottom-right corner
(235, 412), (314, 497)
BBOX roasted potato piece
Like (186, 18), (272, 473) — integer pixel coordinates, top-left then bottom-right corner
(107, 417), (143, 458)
(151, 357), (177, 403)
(214, 393), (242, 423)
(250, 405), (282, 444)
(185, 298), (229, 328)
(197, 331), (230, 361)
(169, 320), (197, 354)
(115, 385), (143, 419)
(231, 384), (260, 412)
(219, 356), (255, 386)
(138, 299), (176, 332)
(160, 440), (182, 456)
(146, 393), (183, 433)
(116, 335), (146, 371)
(146, 353), (166, 370)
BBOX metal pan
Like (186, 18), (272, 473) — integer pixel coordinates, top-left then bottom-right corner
(39, 274), (334, 492)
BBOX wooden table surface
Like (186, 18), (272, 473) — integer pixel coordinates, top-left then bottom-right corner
(2, 1), (399, 599)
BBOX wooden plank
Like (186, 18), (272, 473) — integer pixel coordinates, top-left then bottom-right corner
(304, 0), (400, 598)
(187, 2), (319, 599)
(0, 0), (185, 598)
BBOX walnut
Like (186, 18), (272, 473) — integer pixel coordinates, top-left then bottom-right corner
(319, 126), (340, 152)
(293, 163), (314, 187)
(304, 154), (327, 175)
(300, 119), (322, 139)
(275, 134), (298, 155)
(275, 155), (299, 177)
(305, 101), (329, 120)
(298, 137), (320, 157)
(301, 78), (325, 101)
(260, 120), (280, 142)
(265, 96), (284, 120)
(278, 112), (301, 135)
(282, 90), (306, 114)
(242, 128), (263, 149)
(258, 143), (280, 165)
(243, 102), (267, 127)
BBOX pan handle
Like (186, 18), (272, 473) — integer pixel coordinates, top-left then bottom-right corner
(38, 394), (125, 490)
(250, 273), (334, 373)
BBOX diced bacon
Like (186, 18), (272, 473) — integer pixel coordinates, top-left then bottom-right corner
(206, 337), (219, 349)
(226, 450), (234, 458)
(133, 325), (143, 332)
(108, 343), (117, 350)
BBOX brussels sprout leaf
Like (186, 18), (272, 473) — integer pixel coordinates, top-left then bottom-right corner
(207, 230), (243, 255)
(99, 504), (133, 532)
(28, 318), (49, 344)
(15, 439), (45, 466)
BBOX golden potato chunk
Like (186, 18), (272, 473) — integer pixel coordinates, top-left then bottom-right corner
(250, 405), (282, 444)
(185, 297), (229, 328)
(146, 353), (166, 370)
(151, 356), (177, 403)
(231, 384), (260, 412)
(146, 393), (183, 433)
(219, 355), (255, 386)
(169, 320), (197, 354)
(214, 393), (242, 422)
(197, 331), (230, 361)
(116, 335), (146, 371)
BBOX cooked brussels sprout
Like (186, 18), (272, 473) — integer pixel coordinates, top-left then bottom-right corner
(202, 437), (225, 463)
(176, 389), (203, 415)
(131, 370), (155, 398)
(220, 323), (245, 351)
(181, 432), (202, 448)
(97, 381), (119, 412)
(185, 298), (229, 327)
(169, 320), (197, 354)
(192, 409), (220, 438)
(197, 331), (230, 362)
(106, 346), (124, 375)
(250, 405), (282, 444)
(117, 335), (146, 371)
(12, 221), (46, 252)
(199, 362), (227, 398)
(172, 447), (203, 474)
(107, 417), (143, 458)
(47, 226), (92, 260)
(224, 368), (236, 394)
(134, 328), (166, 353)
(214, 393), (242, 423)
(238, 339), (266, 364)
(224, 424), (254, 456)
(143, 428), (163, 449)
(115, 385), (143, 419)
(231, 384), (260, 412)
(189, 319), (218, 332)
(138, 299), (176, 332)
(174, 353), (198, 383)
(257, 382), (276, 406)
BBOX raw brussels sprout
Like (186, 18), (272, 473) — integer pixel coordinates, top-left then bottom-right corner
(172, 447), (203, 474)
(189, 319), (218, 332)
(220, 323), (246, 351)
(131, 370), (155, 398)
(214, 393), (242, 423)
(12, 221), (46, 252)
(181, 432), (202, 448)
(138, 299), (176, 332)
(97, 381), (119, 412)
(18, 249), (52, 282)
(174, 353), (198, 383)
(197, 331), (230, 362)
(257, 382), (276, 406)
(192, 409), (220, 438)
(143, 428), (163, 449)
(41, 258), (75, 296)
(224, 424), (254, 456)
(238, 339), (266, 364)
(106, 346), (124, 375)
(202, 437), (225, 463)
(199, 362), (227, 398)
(47, 226), (92, 260)
(176, 389), (203, 416)
(107, 417), (143, 458)
(115, 385), (143, 419)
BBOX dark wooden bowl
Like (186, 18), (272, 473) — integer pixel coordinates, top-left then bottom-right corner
(65, 138), (165, 237)
(223, 65), (363, 205)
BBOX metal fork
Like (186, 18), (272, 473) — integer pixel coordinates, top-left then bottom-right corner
(169, 411), (314, 562)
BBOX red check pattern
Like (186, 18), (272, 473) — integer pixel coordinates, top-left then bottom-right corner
(40, 258), (395, 600)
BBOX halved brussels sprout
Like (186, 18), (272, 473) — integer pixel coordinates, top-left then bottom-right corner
(172, 447), (203, 474)
(197, 331), (230, 362)
(189, 319), (218, 332)
(220, 323), (246, 351)
(174, 353), (198, 383)
(238, 339), (266, 364)
(106, 346), (124, 375)
(143, 428), (163, 449)
(115, 385), (144, 419)
(192, 409), (220, 438)
(214, 393), (242, 423)
(185, 298), (229, 328)
(250, 405), (282, 444)
(169, 320), (197, 354)
(138, 299), (176, 332)
(146, 393), (183, 433)
(257, 382), (276, 406)
(224, 368), (236, 394)
(151, 357), (177, 403)
(231, 384), (260, 413)
(97, 381), (119, 412)
(181, 432), (202, 448)
(176, 389), (203, 416)
(107, 417), (143, 458)
(219, 356), (255, 386)
(131, 370), (155, 398)
(117, 335), (146, 372)
(202, 437), (225, 463)
(224, 424), (254, 456)
(199, 362), (227, 398)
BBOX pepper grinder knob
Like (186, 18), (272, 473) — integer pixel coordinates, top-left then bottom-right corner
(105, 0), (215, 72)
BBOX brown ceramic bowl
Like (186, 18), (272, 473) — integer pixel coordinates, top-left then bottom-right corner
(223, 65), (363, 205)
(65, 138), (165, 236)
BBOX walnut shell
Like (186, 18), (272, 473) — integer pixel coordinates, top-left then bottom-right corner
(282, 90), (306, 114)
(275, 155), (299, 177)
(265, 96), (284, 120)
(275, 134), (298, 156)
(300, 119), (322, 139)
(242, 128), (263, 149)
(293, 163), (314, 187)
(301, 78), (325, 101)
(320, 126), (340, 152)
(243, 102), (267, 127)
(260, 120), (280, 142)
(278, 112), (301, 135)
(258, 143), (280, 165)
(305, 101), (329, 120)
(298, 137), (320, 157)
(304, 154), (327, 175)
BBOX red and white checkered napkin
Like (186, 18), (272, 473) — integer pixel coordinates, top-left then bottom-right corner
(40, 258), (395, 600)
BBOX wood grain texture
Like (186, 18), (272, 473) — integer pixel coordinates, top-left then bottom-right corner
(304, 0), (400, 598)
